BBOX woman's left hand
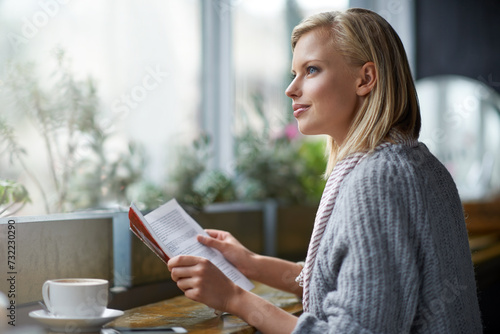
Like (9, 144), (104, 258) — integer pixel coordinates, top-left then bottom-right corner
(167, 255), (240, 312)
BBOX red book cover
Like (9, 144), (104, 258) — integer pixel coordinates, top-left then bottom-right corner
(128, 204), (170, 265)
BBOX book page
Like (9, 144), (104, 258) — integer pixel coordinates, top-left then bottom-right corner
(136, 199), (254, 291)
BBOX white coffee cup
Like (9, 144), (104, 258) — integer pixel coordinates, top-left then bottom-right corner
(42, 278), (108, 318)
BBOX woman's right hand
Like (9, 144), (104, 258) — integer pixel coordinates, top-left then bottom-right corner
(198, 229), (303, 295)
(197, 229), (256, 279)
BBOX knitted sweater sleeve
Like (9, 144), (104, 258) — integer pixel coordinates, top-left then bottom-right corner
(293, 151), (427, 333)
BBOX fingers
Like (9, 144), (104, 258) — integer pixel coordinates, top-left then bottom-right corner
(204, 229), (227, 239)
(169, 266), (193, 282)
(175, 277), (192, 291)
(168, 256), (214, 280)
(197, 234), (225, 250)
(174, 279), (210, 304)
(174, 275), (206, 303)
(167, 255), (203, 272)
(175, 276), (199, 292)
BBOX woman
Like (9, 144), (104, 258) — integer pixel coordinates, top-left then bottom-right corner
(167, 8), (482, 333)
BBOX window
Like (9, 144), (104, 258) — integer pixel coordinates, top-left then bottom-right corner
(0, 0), (201, 215)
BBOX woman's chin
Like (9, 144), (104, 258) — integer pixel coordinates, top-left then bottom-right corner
(297, 123), (319, 136)
(297, 122), (309, 135)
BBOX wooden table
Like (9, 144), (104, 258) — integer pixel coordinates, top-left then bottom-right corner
(105, 282), (302, 333)
(464, 199), (500, 265)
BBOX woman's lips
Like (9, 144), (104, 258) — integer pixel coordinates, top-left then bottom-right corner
(293, 104), (310, 118)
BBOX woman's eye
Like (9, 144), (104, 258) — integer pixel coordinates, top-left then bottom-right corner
(307, 66), (318, 75)
(290, 73), (296, 81)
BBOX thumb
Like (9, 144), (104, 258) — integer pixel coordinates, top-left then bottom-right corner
(198, 234), (225, 251)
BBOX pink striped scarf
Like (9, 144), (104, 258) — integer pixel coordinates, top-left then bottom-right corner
(296, 132), (418, 311)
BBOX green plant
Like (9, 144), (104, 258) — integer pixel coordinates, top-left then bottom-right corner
(162, 135), (236, 209)
(235, 130), (302, 203)
(193, 169), (236, 205)
(234, 127), (325, 205)
(126, 181), (166, 212)
(164, 129), (326, 207)
(0, 179), (30, 217)
(297, 139), (327, 204)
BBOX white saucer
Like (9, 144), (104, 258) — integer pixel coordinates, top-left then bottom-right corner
(29, 308), (124, 332)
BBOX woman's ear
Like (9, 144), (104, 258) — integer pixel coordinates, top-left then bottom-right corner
(356, 62), (377, 97)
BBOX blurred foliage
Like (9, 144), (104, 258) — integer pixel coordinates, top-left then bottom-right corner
(1, 50), (326, 214)
(0, 49), (145, 214)
(236, 128), (312, 204)
(126, 181), (166, 212)
(145, 102), (327, 209)
(158, 130), (326, 209)
(67, 141), (147, 210)
(193, 169), (236, 205)
(230, 90), (326, 206)
(0, 179), (30, 217)
(164, 135), (235, 209)
(297, 139), (327, 203)
(167, 134), (212, 208)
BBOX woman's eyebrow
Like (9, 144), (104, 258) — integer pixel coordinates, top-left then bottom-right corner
(302, 58), (328, 65)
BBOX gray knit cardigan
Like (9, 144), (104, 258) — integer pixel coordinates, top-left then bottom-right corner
(292, 143), (482, 333)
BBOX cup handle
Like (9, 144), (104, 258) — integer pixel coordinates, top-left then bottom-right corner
(42, 281), (52, 313)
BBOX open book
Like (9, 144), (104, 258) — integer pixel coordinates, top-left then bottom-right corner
(129, 199), (255, 291)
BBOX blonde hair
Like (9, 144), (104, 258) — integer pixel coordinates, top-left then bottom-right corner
(291, 8), (420, 176)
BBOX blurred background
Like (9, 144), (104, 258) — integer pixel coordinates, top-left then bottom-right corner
(1, 0), (500, 331)
(1, 0), (499, 215)
(0, 0), (346, 215)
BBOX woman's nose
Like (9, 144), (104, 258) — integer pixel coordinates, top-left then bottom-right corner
(285, 79), (300, 99)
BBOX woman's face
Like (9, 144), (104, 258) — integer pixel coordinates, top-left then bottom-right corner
(285, 28), (361, 144)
